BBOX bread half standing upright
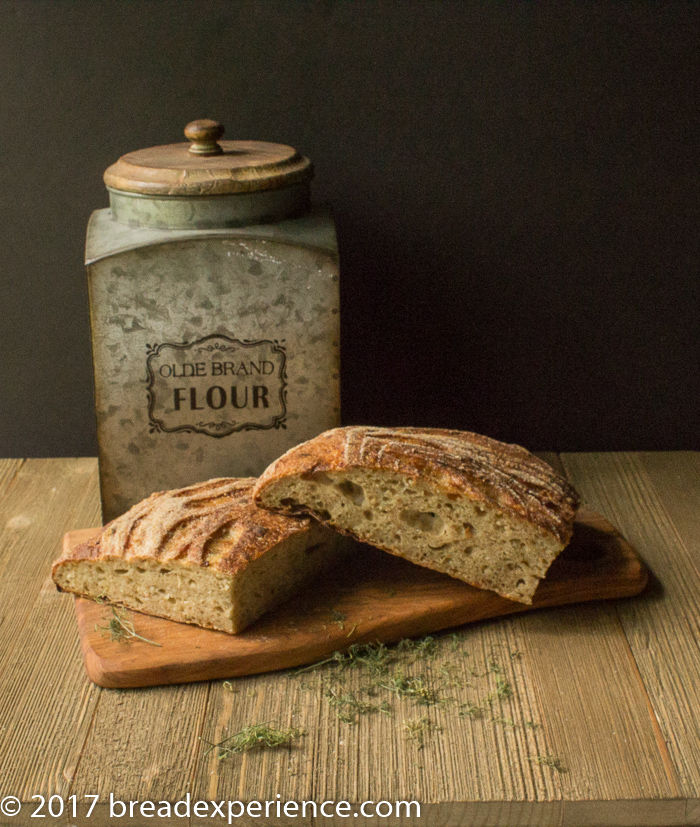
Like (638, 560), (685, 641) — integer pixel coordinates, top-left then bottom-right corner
(52, 477), (344, 634)
(253, 426), (580, 604)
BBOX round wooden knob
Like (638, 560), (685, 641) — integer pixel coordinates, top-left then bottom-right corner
(184, 119), (225, 156)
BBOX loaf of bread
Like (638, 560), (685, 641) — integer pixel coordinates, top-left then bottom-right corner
(253, 426), (579, 604)
(52, 477), (344, 633)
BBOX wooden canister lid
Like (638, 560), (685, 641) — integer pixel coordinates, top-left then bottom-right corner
(103, 120), (313, 196)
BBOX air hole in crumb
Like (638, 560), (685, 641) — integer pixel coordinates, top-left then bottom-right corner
(307, 471), (333, 485)
(159, 568), (171, 574)
(167, 597), (176, 603)
(281, 497), (298, 508)
(516, 579), (525, 588)
(318, 509), (331, 521)
(136, 567), (146, 573)
(336, 479), (365, 506)
(363, 510), (373, 520)
(114, 568), (128, 574)
(463, 522), (474, 537)
(400, 509), (445, 534)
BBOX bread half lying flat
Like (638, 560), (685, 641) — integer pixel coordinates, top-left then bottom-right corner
(53, 477), (343, 633)
(253, 427), (579, 604)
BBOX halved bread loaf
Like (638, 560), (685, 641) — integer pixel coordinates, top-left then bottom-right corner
(52, 477), (343, 633)
(253, 427), (579, 604)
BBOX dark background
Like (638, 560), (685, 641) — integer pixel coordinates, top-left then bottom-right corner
(1, 1), (698, 456)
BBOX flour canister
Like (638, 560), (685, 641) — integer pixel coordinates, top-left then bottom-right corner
(87, 120), (340, 521)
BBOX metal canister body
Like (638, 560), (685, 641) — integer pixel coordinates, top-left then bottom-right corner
(87, 122), (340, 521)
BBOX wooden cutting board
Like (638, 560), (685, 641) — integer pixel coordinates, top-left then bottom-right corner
(65, 507), (647, 689)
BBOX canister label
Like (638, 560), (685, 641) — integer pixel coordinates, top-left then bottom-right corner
(146, 334), (287, 437)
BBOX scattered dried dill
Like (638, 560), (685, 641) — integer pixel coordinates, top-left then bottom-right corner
(295, 635), (439, 676)
(295, 641), (394, 675)
(439, 662), (467, 689)
(290, 631), (563, 769)
(203, 723), (305, 760)
(295, 649), (351, 675)
(403, 716), (442, 749)
(458, 701), (484, 719)
(323, 684), (391, 724)
(377, 672), (440, 706)
(450, 632), (466, 651)
(484, 676), (512, 705)
(490, 715), (517, 728)
(397, 635), (438, 661)
(95, 605), (161, 646)
(455, 670), (514, 723)
(529, 755), (567, 773)
(331, 610), (346, 630)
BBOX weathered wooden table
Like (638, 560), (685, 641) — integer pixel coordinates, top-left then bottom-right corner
(0, 454), (698, 827)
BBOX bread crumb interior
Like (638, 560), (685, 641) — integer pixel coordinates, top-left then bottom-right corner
(267, 469), (563, 603)
(55, 523), (341, 633)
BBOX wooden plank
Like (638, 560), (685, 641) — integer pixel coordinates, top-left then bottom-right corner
(0, 457), (23, 496)
(64, 506), (647, 688)
(563, 797), (688, 827)
(560, 451), (700, 807)
(637, 451), (700, 571)
(0, 584), (101, 819)
(0, 458), (102, 818)
(520, 604), (683, 826)
(1, 452), (694, 827)
(0, 458), (100, 663)
(504, 454), (691, 827)
(190, 621), (567, 826)
(513, 453), (684, 826)
(191, 596), (681, 826)
(686, 797), (700, 826)
(68, 680), (211, 827)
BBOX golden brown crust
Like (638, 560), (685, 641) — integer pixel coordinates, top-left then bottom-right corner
(52, 477), (314, 580)
(253, 427), (579, 544)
